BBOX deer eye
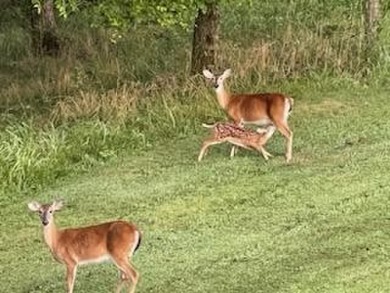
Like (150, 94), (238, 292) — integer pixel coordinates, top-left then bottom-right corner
(49, 211), (53, 214)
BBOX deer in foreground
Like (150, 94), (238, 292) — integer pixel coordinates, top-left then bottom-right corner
(27, 200), (141, 293)
(203, 69), (294, 162)
(198, 122), (274, 162)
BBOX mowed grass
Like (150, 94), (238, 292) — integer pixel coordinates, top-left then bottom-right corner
(1, 85), (390, 293)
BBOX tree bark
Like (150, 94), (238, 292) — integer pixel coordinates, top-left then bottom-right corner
(363, 0), (381, 47)
(30, 0), (60, 55)
(190, 2), (219, 75)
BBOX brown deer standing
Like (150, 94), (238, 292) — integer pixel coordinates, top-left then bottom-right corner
(203, 69), (294, 162)
(28, 200), (141, 293)
(198, 122), (274, 162)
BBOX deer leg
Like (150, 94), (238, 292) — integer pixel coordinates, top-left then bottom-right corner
(256, 125), (276, 158)
(255, 127), (268, 134)
(229, 140), (255, 158)
(230, 119), (247, 158)
(198, 144), (210, 162)
(253, 145), (268, 160)
(274, 121), (293, 162)
(230, 146), (239, 158)
(198, 139), (222, 162)
(116, 272), (127, 293)
(259, 147), (273, 160)
(113, 258), (139, 293)
(65, 262), (77, 293)
(126, 262), (139, 293)
(260, 150), (269, 161)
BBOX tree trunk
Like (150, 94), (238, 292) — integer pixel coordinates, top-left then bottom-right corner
(30, 0), (60, 55)
(363, 0), (381, 53)
(190, 2), (219, 75)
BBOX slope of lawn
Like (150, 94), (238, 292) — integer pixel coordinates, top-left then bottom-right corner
(1, 85), (390, 293)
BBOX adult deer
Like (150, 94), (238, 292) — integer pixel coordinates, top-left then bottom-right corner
(28, 200), (141, 293)
(203, 69), (294, 162)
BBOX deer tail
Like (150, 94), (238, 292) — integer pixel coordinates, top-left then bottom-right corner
(202, 123), (216, 128)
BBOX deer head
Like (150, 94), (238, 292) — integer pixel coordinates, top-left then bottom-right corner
(28, 200), (64, 226)
(203, 69), (232, 90)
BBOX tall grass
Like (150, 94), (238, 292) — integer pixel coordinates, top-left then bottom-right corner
(0, 123), (65, 191)
(0, 121), (149, 192)
(220, 0), (366, 79)
(0, 77), (224, 192)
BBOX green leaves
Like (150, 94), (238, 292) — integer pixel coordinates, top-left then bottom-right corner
(95, 0), (199, 29)
(54, 0), (78, 18)
(31, 0), (78, 18)
(30, 0), (220, 29)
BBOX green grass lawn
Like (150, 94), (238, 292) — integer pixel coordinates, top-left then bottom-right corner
(1, 85), (390, 292)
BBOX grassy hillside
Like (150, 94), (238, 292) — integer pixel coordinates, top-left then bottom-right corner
(1, 85), (390, 292)
(1, 1), (390, 292)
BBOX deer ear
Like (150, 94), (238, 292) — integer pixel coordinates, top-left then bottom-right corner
(202, 69), (215, 79)
(221, 69), (232, 79)
(28, 201), (41, 212)
(52, 200), (64, 211)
